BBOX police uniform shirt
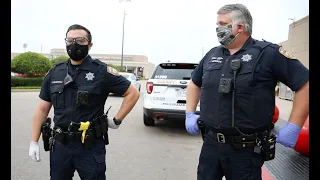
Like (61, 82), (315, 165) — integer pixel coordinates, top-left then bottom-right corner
(39, 55), (131, 129)
(191, 37), (309, 133)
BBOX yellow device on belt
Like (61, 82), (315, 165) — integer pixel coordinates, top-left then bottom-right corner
(78, 121), (90, 143)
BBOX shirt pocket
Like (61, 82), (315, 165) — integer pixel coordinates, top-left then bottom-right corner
(50, 84), (65, 109)
(202, 63), (223, 87)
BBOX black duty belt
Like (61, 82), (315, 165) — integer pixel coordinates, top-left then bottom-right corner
(53, 128), (102, 144)
(205, 130), (257, 149)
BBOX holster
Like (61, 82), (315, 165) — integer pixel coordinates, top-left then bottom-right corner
(84, 129), (96, 149)
(41, 117), (52, 151)
(257, 131), (276, 161)
(100, 114), (109, 145)
(197, 118), (205, 140)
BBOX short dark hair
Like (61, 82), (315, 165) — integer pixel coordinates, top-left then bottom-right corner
(66, 24), (92, 42)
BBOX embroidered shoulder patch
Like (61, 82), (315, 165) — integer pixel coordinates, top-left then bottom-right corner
(106, 65), (120, 76)
(279, 47), (295, 59)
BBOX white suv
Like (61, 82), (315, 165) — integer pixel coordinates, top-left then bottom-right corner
(143, 62), (200, 126)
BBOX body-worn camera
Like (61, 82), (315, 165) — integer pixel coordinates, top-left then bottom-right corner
(218, 78), (233, 94)
(256, 130), (276, 161)
(76, 91), (89, 105)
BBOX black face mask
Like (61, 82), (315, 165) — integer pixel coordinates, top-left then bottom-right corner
(66, 43), (89, 61)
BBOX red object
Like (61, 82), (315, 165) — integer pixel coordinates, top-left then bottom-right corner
(294, 116), (309, 157)
(146, 81), (154, 94)
(272, 105), (279, 123)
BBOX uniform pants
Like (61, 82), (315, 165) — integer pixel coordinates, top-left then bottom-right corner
(50, 139), (106, 180)
(197, 133), (264, 180)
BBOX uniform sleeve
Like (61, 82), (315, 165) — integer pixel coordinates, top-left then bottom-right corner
(104, 67), (131, 95)
(271, 45), (309, 91)
(39, 69), (53, 102)
(191, 59), (204, 87)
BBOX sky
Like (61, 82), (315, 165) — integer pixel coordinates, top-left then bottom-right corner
(11, 0), (309, 66)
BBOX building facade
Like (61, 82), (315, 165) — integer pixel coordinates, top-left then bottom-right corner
(277, 15), (309, 100)
(11, 49), (155, 79)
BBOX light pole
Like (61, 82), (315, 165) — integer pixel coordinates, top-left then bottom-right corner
(119, 0), (130, 72)
(120, 10), (126, 72)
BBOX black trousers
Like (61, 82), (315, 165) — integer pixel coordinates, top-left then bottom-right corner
(50, 139), (106, 180)
(197, 133), (264, 180)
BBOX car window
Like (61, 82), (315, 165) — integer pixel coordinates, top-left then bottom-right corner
(131, 74), (136, 81)
(151, 63), (198, 80)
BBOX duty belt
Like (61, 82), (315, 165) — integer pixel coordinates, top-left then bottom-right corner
(52, 114), (109, 145)
(205, 129), (257, 149)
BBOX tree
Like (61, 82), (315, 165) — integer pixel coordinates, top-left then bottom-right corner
(108, 64), (123, 72)
(11, 52), (52, 76)
(51, 55), (69, 67)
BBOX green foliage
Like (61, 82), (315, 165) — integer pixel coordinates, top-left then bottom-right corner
(11, 76), (44, 87)
(11, 52), (51, 75)
(51, 55), (69, 67)
(108, 64), (125, 72)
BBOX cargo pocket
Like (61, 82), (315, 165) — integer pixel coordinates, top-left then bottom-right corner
(94, 153), (106, 177)
(50, 85), (65, 109)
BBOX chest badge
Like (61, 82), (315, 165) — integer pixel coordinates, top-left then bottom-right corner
(85, 72), (95, 81)
(241, 54), (252, 62)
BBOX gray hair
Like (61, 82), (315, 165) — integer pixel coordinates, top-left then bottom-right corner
(217, 4), (253, 35)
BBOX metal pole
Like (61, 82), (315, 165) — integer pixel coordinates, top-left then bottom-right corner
(120, 9), (126, 72)
(202, 46), (204, 58)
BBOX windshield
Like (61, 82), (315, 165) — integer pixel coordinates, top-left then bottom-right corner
(120, 74), (130, 79)
(151, 63), (198, 80)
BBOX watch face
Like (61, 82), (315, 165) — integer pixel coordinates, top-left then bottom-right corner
(113, 118), (122, 125)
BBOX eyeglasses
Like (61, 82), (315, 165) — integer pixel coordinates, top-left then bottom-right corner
(65, 37), (89, 46)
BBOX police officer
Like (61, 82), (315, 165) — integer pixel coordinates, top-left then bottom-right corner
(185, 4), (309, 180)
(28, 24), (140, 180)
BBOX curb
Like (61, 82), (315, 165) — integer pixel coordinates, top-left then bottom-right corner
(11, 89), (40, 92)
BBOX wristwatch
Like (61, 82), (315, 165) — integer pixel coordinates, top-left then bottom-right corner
(113, 117), (122, 125)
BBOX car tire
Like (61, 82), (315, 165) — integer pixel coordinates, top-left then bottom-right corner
(143, 114), (155, 126)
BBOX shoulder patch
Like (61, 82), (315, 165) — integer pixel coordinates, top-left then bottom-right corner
(279, 46), (295, 59)
(106, 65), (120, 76)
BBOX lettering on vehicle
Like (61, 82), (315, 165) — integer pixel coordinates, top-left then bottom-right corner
(155, 80), (175, 84)
(162, 102), (200, 107)
(163, 102), (186, 106)
(155, 75), (168, 79)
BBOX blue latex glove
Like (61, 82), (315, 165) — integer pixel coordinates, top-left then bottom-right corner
(276, 122), (302, 148)
(185, 112), (200, 135)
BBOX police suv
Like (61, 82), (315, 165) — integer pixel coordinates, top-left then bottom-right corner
(143, 62), (200, 126)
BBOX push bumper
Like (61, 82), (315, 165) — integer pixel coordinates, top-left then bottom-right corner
(143, 107), (200, 120)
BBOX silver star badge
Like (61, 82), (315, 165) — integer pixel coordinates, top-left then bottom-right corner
(85, 72), (95, 81)
(241, 54), (252, 62)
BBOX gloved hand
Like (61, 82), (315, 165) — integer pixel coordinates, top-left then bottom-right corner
(107, 117), (119, 129)
(276, 122), (302, 148)
(29, 141), (41, 162)
(185, 112), (200, 135)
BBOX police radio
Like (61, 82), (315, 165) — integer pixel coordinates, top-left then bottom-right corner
(230, 59), (241, 128)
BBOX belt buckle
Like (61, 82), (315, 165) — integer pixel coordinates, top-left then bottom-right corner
(216, 133), (226, 143)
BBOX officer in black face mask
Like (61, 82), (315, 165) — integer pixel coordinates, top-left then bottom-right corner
(28, 24), (140, 180)
(185, 3), (309, 180)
